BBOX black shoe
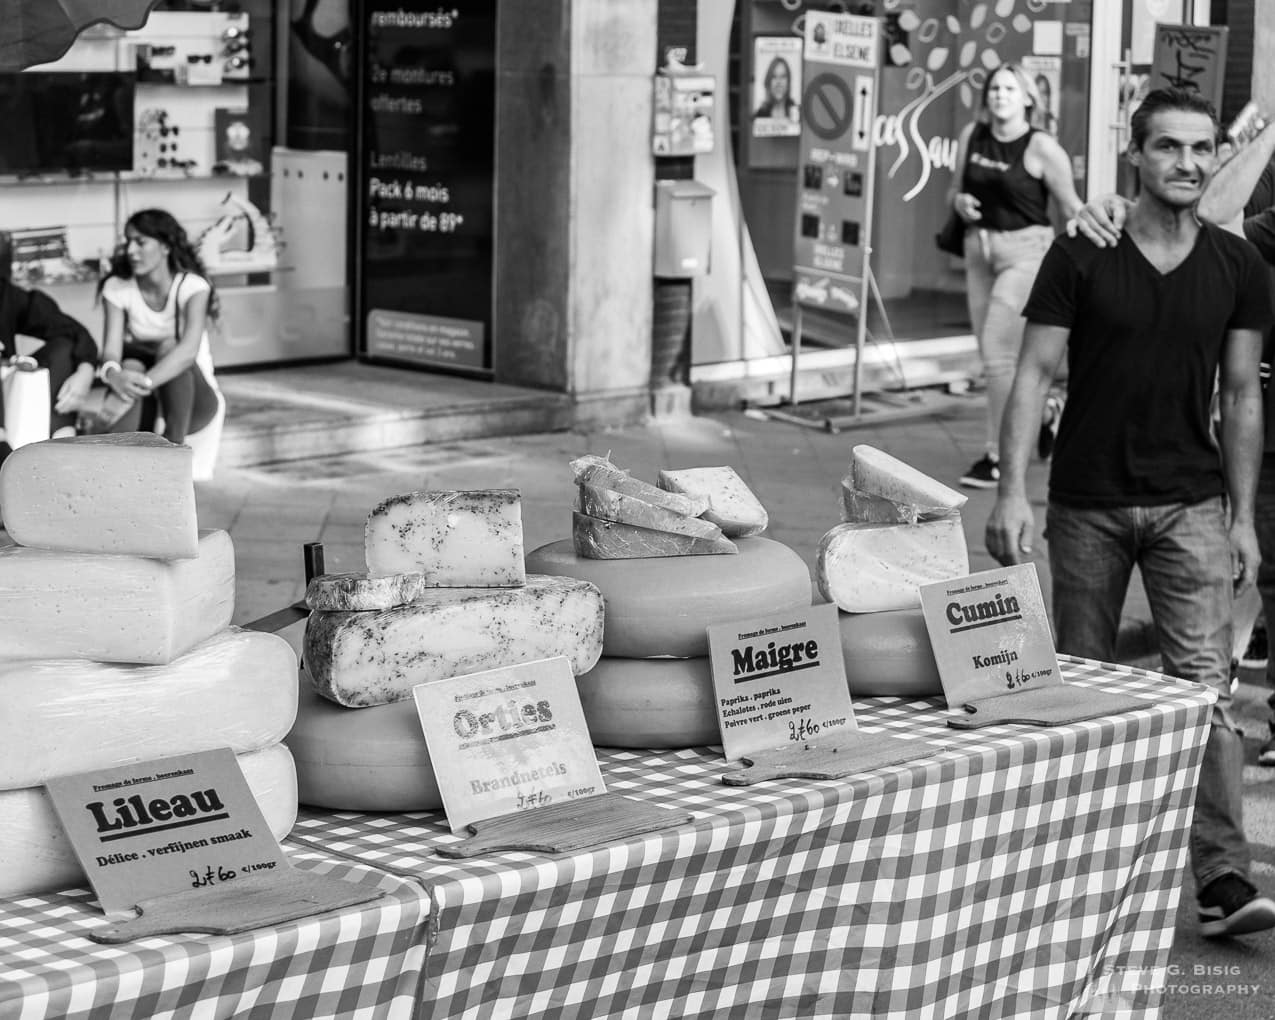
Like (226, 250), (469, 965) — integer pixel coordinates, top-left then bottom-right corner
(959, 454), (1000, 489)
(1241, 624), (1268, 670)
(1198, 874), (1275, 937)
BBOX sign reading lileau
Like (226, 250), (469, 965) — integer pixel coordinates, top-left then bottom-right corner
(356, 1), (496, 373)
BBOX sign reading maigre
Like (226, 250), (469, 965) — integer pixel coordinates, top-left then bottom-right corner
(919, 563), (1061, 709)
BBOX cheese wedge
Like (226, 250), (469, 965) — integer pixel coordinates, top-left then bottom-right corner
(0, 432), (198, 558)
(304, 574), (605, 707)
(569, 454), (709, 517)
(850, 445), (967, 515)
(0, 743), (298, 900)
(657, 466), (769, 537)
(364, 489), (526, 586)
(840, 483), (919, 524)
(572, 511), (737, 559)
(0, 629), (298, 790)
(575, 482), (724, 539)
(0, 529), (235, 664)
(817, 516), (969, 612)
(305, 571), (431, 612)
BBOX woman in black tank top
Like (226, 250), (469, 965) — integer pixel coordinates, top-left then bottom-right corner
(946, 63), (1083, 489)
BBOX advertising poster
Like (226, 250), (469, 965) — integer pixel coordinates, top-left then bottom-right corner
(1021, 56), (1061, 136)
(356, 1), (496, 373)
(752, 36), (802, 138)
(791, 12), (880, 314)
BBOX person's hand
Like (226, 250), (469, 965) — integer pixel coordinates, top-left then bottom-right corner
(53, 363), (94, 414)
(1230, 519), (1261, 594)
(106, 364), (154, 401)
(1066, 195), (1130, 247)
(985, 494), (1036, 566)
(954, 192), (982, 224)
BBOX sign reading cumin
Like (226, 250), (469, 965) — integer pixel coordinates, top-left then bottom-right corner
(918, 564), (1061, 709)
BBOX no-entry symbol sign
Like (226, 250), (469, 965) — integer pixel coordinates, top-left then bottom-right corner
(803, 72), (855, 141)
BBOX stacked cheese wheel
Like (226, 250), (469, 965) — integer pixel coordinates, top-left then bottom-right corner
(817, 445), (968, 698)
(0, 434), (299, 899)
(528, 457), (812, 748)
(287, 489), (605, 812)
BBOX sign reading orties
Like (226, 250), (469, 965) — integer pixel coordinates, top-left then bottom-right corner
(414, 656), (605, 834)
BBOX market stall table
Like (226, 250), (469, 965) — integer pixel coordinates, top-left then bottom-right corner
(0, 657), (1212, 1019)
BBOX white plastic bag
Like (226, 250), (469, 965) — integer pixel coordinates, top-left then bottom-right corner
(1, 357), (50, 449)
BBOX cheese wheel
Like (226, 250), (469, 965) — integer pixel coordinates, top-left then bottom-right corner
(0, 432), (198, 559)
(838, 608), (943, 698)
(0, 529), (235, 665)
(287, 673), (442, 812)
(526, 536), (812, 658)
(576, 656), (720, 749)
(0, 628), (298, 790)
(0, 743), (298, 900)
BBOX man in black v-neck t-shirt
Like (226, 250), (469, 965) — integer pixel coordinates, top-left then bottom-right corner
(987, 88), (1275, 938)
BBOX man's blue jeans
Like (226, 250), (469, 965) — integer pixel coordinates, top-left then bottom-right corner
(1046, 496), (1248, 892)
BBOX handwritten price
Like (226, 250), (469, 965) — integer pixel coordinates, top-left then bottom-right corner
(189, 865), (237, 889)
(788, 717), (820, 742)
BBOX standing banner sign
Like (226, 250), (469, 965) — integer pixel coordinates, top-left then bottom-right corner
(355, 1), (497, 374)
(789, 12), (882, 414)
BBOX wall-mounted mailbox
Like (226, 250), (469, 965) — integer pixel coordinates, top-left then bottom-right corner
(653, 179), (714, 278)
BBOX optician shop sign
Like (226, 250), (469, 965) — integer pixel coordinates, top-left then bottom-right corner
(355, 1), (496, 373)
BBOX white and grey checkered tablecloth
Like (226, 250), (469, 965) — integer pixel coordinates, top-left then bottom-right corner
(0, 658), (1213, 1019)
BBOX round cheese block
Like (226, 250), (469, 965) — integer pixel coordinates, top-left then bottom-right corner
(576, 656), (720, 749)
(526, 537), (812, 658)
(838, 607), (943, 698)
(286, 673), (442, 812)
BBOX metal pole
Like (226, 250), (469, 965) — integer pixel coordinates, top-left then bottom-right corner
(790, 303), (803, 406)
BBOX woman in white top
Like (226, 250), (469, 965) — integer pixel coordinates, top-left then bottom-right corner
(97, 208), (220, 444)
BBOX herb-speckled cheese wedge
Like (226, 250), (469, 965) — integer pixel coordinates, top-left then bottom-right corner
(850, 445), (967, 516)
(657, 466), (768, 538)
(0, 530), (235, 665)
(0, 743), (297, 901)
(303, 574), (605, 707)
(0, 629), (298, 790)
(816, 517), (969, 613)
(364, 489), (526, 586)
(572, 512), (737, 559)
(840, 483), (919, 525)
(569, 454), (709, 517)
(575, 482), (724, 540)
(0, 432), (197, 559)
(305, 571), (431, 611)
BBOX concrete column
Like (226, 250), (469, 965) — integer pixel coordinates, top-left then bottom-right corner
(494, 0), (656, 427)
(1257, 4), (1275, 113)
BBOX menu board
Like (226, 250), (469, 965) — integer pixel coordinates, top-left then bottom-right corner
(356, 1), (496, 373)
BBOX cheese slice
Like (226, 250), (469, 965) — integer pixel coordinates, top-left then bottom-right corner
(0, 432), (198, 558)
(0, 529), (235, 665)
(0, 629), (298, 790)
(573, 511), (737, 559)
(305, 571), (430, 611)
(569, 454), (709, 517)
(817, 516), (969, 613)
(576, 482), (724, 539)
(0, 743), (298, 901)
(364, 489), (526, 586)
(851, 445), (968, 515)
(657, 466), (768, 537)
(304, 574), (605, 707)
(840, 483), (919, 525)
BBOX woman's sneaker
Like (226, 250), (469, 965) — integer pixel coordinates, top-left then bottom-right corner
(1258, 730), (1275, 767)
(1198, 874), (1275, 937)
(959, 454), (1000, 489)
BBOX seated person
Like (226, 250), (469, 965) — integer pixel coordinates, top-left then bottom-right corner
(96, 208), (221, 445)
(0, 233), (99, 458)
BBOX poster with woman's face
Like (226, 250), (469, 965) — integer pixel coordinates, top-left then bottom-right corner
(752, 36), (803, 138)
(1022, 55), (1061, 137)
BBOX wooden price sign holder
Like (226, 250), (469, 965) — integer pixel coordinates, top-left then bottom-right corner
(918, 564), (1148, 728)
(46, 748), (383, 944)
(415, 658), (692, 859)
